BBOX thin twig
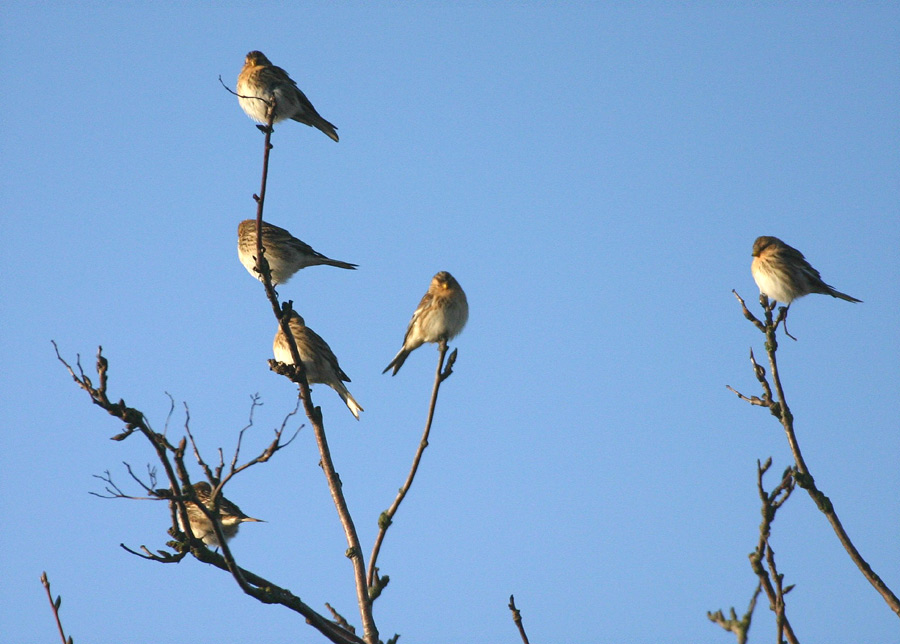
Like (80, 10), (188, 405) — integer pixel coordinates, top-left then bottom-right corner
(366, 342), (455, 594)
(181, 403), (215, 483)
(508, 594), (531, 644)
(707, 583), (761, 644)
(749, 459), (799, 644)
(41, 572), (72, 644)
(325, 602), (357, 634)
(759, 303), (900, 615)
(730, 294), (900, 616)
(163, 392), (176, 437)
(249, 102), (378, 643)
(230, 394), (262, 472)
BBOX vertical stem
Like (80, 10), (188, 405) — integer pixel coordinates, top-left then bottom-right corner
(250, 102), (378, 642)
(40, 573), (69, 644)
(367, 342), (450, 589)
(508, 595), (532, 644)
(253, 107), (281, 320)
(308, 402), (378, 643)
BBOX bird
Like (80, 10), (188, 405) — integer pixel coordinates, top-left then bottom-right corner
(383, 271), (468, 376)
(273, 310), (363, 420)
(751, 236), (862, 305)
(237, 219), (357, 286)
(170, 482), (263, 548)
(236, 50), (339, 141)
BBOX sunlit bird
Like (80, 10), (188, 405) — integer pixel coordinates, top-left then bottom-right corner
(273, 310), (363, 420)
(171, 481), (263, 548)
(383, 271), (468, 376)
(238, 219), (356, 285)
(236, 50), (339, 141)
(751, 236), (862, 306)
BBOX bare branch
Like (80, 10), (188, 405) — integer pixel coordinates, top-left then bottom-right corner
(725, 385), (768, 407)
(230, 394), (263, 471)
(749, 459), (799, 644)
(325, 602), (357, 635)
(247, 102), (379, 644)
(90, 466), (159, 500)
(732, 294), (900, 616)
(224, 396), (302, 485)
(120, 542), (187, 564)
(41, 572), (73, 644)
(56, 344), (364, 640)
(163, 392), (176, 436)
(217, 74), (274, 112)
(367, 341), (455, 594)
(189, 544), (366, 644)
(508, 594), (531, 644)
(707, 583), (760, 644)
(731, 290), (765, 333)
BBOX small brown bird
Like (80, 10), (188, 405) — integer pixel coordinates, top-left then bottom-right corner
(384, 271), (468, 376)
(237, 219), (356, 285)
(173, 482), (263, 548)
(273, 310), (363, 420)
(236, 50), (339, 141)
(751, 236), (862, 305)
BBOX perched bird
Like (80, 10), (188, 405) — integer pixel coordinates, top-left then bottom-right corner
(383, 271), (468, 376)
(236, 50), (339, 141)
(273, 310), (363, 420)
(751, 236), (862, 305)
(238, 219), (357, 285)
(172, 482), (263, 548)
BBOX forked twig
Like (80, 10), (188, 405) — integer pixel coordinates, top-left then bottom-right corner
(730, 291), (900, 617)
(750, 459), (798, 644)
(707, 583), (761, 644)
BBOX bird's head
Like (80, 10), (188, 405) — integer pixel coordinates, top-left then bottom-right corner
(752, 236), (779, 257)
(245, 51), (271, 66)
(432, 271), (459, 291)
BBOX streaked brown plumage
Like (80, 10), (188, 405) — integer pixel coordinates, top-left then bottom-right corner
(236, 50), (339, 141)
(237, 219), (356, 285)
(751, 236), (862, 305)
(172, 482), (263, 548)
(384, 271), (468, 376)
(273, 310), (363, 420)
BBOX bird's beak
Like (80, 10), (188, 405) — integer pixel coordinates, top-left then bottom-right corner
(243, 517), (265, 523)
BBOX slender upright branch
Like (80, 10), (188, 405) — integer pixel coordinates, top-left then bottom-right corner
(749, 459), (798, 644)
(41, 572), (72, 644)
(253, 102), (282, 320)
(730, 292), (900, 617)
(367, 342), (456, 593)
(249, 102), (377, 643)
(508, 594), (532, 644)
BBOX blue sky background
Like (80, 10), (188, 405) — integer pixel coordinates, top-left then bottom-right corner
(3, 4), (898, 643)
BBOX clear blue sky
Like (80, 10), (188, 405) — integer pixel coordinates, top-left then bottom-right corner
(3, 4), (898, 643)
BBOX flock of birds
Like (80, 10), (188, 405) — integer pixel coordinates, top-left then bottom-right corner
(173, 51), (860, 548)
(172, 51), (470, 546)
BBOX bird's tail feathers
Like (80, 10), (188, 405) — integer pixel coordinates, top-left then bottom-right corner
(831, 289), (862, 303)
(336, 386), (363, 420)
(321, 258), (357, 270)
(383, 349), (410, 376)
(294, 114), (339, 142)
